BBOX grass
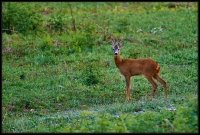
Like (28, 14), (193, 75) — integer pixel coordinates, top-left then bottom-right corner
(2, 2), (198, 133)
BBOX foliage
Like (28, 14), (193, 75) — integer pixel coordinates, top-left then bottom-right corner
(2, 2), (198, 133)
(82, 61), (103, 86)
(47, 14), (68, 33)
(173, 97), (198, 133)
(2, 3), (43, 34)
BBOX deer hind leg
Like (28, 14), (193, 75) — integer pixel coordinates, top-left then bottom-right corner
(125, 76), (131, 101)
(145, 75), (158, 98)
(153, 74), (168, 99)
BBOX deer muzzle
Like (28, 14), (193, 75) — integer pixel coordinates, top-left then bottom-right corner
(114, 48), (119, 55)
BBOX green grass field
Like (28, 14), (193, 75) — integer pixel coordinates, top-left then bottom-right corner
(2, 2), (198, 133)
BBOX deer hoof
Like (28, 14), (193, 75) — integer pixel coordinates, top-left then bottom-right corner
(126, 96), (131, 101)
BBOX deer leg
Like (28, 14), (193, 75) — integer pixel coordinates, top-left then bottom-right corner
(145, 75), (158, 98)
(154, 74), (168, 99)
(125, 76), (131, 101)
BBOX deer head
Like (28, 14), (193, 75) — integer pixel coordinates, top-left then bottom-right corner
(111, 39), (123, 55)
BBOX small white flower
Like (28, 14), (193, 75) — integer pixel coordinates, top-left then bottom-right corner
(30, 109), (35, 112)
(137, 29), (143, 33)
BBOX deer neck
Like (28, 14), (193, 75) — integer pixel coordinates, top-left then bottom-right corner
(114, 54), (123, 68)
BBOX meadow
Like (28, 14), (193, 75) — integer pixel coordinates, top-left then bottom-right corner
(2, 2), (198, 133)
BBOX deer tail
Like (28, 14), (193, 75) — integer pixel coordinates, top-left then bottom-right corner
(156, 64), (160, 74)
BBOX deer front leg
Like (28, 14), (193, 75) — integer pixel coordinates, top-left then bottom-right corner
(125, 76), (131, 101)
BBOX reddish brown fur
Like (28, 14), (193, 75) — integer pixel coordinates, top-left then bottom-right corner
(114, 51), (168, 101)
(115, 56), (160, 77)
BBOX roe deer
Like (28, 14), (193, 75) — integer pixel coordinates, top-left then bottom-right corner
(111, 39), (168, 101)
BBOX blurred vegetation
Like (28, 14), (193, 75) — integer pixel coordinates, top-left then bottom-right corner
(2, 2), (198, 133)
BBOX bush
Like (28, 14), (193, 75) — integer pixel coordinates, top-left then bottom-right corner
(47, 14), (68, 33)
(2, 3), (43, 34)
(82, 61), (103, 86)
(67, 32), (95, 54)
(173, 97), (198, 133)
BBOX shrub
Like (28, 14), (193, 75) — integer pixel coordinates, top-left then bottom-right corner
(67, 32), (95, 54)
(82, 61), (103, 86)
(173, 97), (198, 133)
(2, 3), (43, 35)
(47, 14), (68, 33)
